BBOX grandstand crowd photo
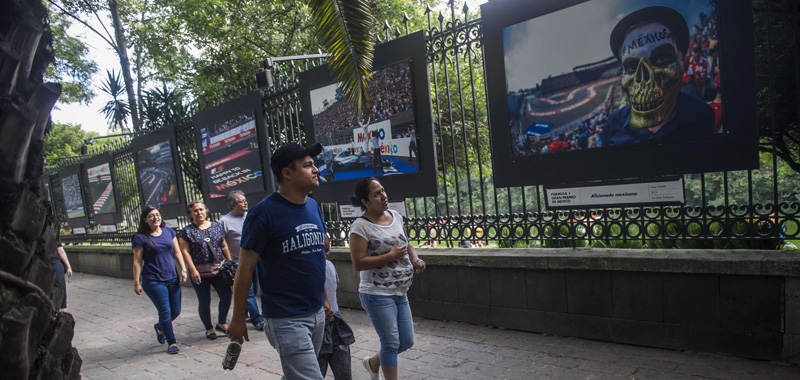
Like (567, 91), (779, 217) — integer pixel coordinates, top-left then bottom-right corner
(504, 0), (722, 158)
(60, 173), (86, 219)
(309, 61), (421, 182)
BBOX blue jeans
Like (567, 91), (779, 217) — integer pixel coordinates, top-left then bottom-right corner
(246, 268), (264, 325)
(142, 277), (181, 345)
(360, 293), (415, 367)
(190, 275), (232, 330)
(265, 307), (325, 380)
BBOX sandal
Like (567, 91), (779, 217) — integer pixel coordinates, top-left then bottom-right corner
(167, 344), (180, 354)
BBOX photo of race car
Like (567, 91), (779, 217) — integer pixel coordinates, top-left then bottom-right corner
(329, 150), (391, 173)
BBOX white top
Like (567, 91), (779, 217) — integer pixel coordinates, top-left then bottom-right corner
(349, 209), (414, 296)
(324, 260), (339, 313)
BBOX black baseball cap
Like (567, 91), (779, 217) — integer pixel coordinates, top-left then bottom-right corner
(270, 142), (323, 177)
(609, 6), (689, 62)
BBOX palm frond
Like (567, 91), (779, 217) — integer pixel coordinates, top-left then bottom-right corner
(308, 0), (374, 114)
(98, 69), (129, 132)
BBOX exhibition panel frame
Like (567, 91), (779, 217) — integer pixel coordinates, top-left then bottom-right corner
(57, 163), (89, 227)
(482, 0), (758, 187)
(300, 31), (439, 203)
(130, 125), (187, 220)
(82, 152), (122, 224)
(193, 91), (273, 213)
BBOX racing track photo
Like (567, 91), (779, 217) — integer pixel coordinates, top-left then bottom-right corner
(139, 166), (177, 206)
(516, 76), (619, 134)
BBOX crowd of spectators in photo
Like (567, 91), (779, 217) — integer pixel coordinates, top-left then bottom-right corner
(683, 9), (723, 132)
(313, 63), (413, 145)
(515, 102), (615, 157)
(209, 113), (255, 138)
(515, 7), (723, 157)
(61, 175), (83, 208)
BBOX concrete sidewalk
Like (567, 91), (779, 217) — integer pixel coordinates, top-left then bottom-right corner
(68, 273), (799, 379)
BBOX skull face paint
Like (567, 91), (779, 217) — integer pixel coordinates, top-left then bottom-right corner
(619, 22), (684, 130)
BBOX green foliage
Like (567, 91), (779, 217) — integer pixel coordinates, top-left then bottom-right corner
(44, 122), (99, 158)
(45, 9), (98, 104)
(139, 84), (192, 130)
(753, 0), (799, 173)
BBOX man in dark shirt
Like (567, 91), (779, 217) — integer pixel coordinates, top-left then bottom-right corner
(228, 142), (330, 380)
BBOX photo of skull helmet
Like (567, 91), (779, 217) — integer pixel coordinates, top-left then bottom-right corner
(610, 6), (689, 130)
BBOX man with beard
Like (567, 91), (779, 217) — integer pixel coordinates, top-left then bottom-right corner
(604, 6), (714, 147)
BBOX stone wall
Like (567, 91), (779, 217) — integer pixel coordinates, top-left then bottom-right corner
(65, 245), (800, 365)
(0, 0), (81, 378)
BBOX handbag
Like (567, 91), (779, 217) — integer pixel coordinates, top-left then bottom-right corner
(195, 227), (223, 278)
(218, 260), (238, 287)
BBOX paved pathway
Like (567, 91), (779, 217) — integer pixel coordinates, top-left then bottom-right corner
(68, 273), (800, 379)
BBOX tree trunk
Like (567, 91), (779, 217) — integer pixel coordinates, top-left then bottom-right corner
(0, 0), (81, 378)
(109, 0), (139, 132)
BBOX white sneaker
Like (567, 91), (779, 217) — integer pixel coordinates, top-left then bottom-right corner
(362, 356), (383, 380)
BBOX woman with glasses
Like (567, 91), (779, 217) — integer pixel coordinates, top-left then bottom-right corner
(132, 206), (188, 354)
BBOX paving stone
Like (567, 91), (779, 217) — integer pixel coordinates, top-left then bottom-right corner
(67, 273), (800, 380)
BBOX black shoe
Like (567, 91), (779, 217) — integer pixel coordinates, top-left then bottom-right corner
(206, 331), (217, 340)
(215, 324), (227, 334)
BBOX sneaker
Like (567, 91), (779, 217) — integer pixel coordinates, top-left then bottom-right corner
(362, 356), (381, 380)
(154, 324), (165, 344)
(167, 344), (179, 354)
(254, 320), (265, 331)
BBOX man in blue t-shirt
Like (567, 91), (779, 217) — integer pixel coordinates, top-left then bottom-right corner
(228, 142), (330, 380)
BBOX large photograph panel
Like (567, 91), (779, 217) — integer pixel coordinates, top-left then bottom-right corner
(193, 91), (271, 213)
(86, 162), (117, 214)
(60, 173), (85, 219)
(136, 141), (180, 207)
(200, 112), (263, 198)
(310, 61), (420, 182)
(482, 0), (758, 187)
(505, 0), (720, 158)
(301, 31), (438, 203)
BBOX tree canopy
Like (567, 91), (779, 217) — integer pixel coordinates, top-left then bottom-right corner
(44, 122), (100, 158)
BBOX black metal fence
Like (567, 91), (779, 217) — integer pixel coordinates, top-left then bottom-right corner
(46, 1), (799, 249)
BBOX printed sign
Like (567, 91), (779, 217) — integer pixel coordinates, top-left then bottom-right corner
(340, 201), (408, 218)
(545, 178), (684, 208)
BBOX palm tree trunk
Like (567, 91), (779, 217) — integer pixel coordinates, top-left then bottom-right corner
(109, 0), (139, 131)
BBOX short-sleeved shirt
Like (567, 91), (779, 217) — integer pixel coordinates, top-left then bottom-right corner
(132, 227), (178, 282)
(180, 222), (225, 264)
(324, 260), (339, 314)
(219, 212), (246, 262)
(349, 209), (414, 296)
(241, 192), (327, 318)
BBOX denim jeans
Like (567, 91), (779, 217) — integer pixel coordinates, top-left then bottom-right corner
(246, 267), (264, 325)
(265, 307), (325, 380)
(359, 293), (415, 367)
(142, 277), (181, 345)
(190, 275), (232, 330)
